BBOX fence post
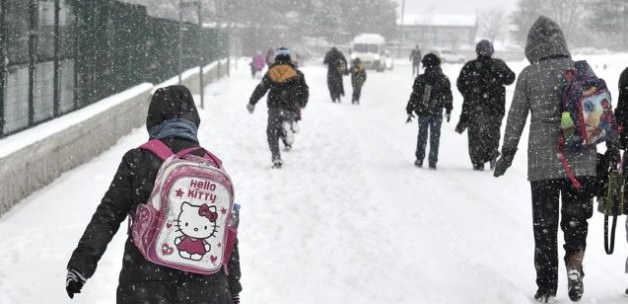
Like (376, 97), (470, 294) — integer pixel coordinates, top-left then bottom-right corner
(53, 0), (60, 117)
(27, 0), (37, 126)
(0, 0), (6, 136)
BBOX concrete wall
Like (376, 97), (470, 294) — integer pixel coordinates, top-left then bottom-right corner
(0, 60), (229, 216)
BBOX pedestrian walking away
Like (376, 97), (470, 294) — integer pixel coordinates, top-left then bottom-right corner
(493, 16), (619, 304)
(66, 85), (242, 304)
(409, 45), (422, 77)
(405, 53), (453, 170)
(247, 47), (309, 169)
(349, 58), (367, 105)
(323, 47), (348, 103)
(455, 39), (515, 171)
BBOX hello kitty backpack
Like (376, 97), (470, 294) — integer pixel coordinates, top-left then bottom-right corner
(130, 139), (238, 275)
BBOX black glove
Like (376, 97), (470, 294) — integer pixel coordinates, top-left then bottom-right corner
(233, 293), (240, 304)
(66, 269), (86, 299)
(605, 148), (621, 168)
(493, 149), (516, 177)
(406, 113), (415, 123)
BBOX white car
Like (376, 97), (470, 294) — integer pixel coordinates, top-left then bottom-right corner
(429, 48), (466, 64)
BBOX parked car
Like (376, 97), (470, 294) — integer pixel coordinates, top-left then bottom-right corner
(429, 48), (466, 64)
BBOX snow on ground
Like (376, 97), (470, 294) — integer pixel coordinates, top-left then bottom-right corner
(1, 54), (628, 304)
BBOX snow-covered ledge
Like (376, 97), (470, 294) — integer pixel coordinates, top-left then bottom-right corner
(0, 59), (229, 216)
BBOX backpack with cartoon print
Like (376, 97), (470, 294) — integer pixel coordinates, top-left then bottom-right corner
(130, 139), (238, 275)
(558, 60), (618, 189)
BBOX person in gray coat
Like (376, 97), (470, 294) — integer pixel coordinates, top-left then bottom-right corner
(493, 16), (619, 303)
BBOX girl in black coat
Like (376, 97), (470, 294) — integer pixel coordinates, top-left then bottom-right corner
(66, 85), (242, 304)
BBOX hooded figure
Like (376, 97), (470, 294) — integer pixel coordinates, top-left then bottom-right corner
(455, 39), (515, 170)
(493, 16), (618, 303)
(405, 53), (453, 169)
(323, 47), (348, 102)
(66, 85), (242, 304)
(247, 47), (309, 168)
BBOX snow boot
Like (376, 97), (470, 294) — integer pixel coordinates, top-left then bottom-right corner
(473, 163), (484, 171)
(534, 289), (556, 304)
(272, 158), (283, 169)
(429, 162), (437, 170)
(567, 251), (584, 302)
(414, 159), (423, 168)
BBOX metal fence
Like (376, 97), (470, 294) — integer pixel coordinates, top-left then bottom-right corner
(0, 0), (227, 137)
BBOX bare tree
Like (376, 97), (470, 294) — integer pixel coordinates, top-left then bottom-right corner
(478, 9), (509, 43)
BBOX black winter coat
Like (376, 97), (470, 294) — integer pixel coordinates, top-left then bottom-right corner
(456, 56), (515, 126)
(68, 137), (242, 303)
(406, 66), (453, 116)
(249, 61), (309, 111)
(614, 67), (628, 149)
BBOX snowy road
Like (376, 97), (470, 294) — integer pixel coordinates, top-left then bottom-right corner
(2, 55), (628, 303)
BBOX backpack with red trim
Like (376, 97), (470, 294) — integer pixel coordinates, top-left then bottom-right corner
(130, 139), (238, 275)
(558, 60), (618, 189)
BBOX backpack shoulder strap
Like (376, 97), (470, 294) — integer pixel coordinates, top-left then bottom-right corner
(140, 139), (174, 160)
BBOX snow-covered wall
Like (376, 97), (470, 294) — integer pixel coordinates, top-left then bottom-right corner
(0, 60), (230, 216)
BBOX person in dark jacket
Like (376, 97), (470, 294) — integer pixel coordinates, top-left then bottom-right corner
(614, 67), (628, 154)
(613, 67), (628, 297)
(409, 45), (422, 77)
(349, 58), (367, 105)
(247, 47), (309, 168)
(493, 16), (619, 303)
(405, 53), (453, 170)
(323, 47), (348, 103)
(65, 85), (242, 304)
(455, 39), (515, 171)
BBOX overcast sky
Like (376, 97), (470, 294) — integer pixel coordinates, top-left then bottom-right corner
(395, 0), (519, 15)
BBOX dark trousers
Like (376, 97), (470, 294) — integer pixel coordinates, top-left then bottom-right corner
(352, 84), (363, 104)
(267, 108), (296, 161)
(530, 178), (594, 294)
(467, 115), (502, 165)
(415, 114), (442, 165)
(412, 62), (421, 76)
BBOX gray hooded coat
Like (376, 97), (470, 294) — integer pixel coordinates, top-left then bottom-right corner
(501, 16), (597, 181)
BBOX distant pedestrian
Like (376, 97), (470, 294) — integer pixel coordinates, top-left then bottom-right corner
(349, 58), (367, 105)
(455, 39), (515, 171)
(323, 47), (348, 103)
(247, 47), (309, 168)
(405, 53), (453, 170)
(250, 51), (266, 78)
(409, 45), (422, 77)
(265, 47), (275, 66)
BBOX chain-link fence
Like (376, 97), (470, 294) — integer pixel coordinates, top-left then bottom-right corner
(0, 0), (227, 137)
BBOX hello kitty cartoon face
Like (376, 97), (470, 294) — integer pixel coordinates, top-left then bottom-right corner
(175, 202), (219, 239)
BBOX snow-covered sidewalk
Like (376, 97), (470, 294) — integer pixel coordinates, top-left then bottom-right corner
(1, 55), (628, 303)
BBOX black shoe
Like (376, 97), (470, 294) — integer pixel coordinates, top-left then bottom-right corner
(534, 289), (556, 304)
(272, 159), (283, 169)
(567, 269), (584, 301)
(429, 162), (436, 170)
(473, 163), (484, 171)
(414, 160), (423, 167)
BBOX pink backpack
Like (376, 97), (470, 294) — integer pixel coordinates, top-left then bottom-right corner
(130, 139), (237, 275)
